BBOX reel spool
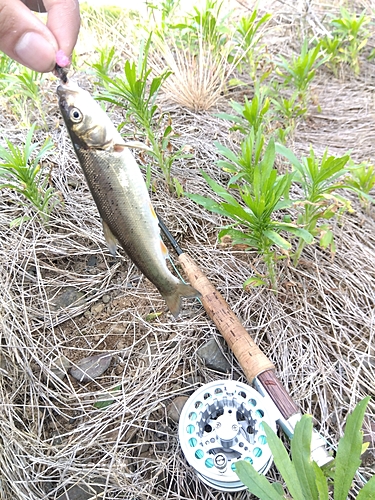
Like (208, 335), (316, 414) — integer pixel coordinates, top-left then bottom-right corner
(179, 380), (277, 492)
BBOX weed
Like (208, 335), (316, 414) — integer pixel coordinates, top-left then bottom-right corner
(231, 9), (271, 78)
(188, 138), (312, 287)
(217, 84), (270, 136)
(235, 397), (374, 499)
(215, 129), (264, 187)
(346, 161), (375, 210)
(0, 66), (45, 126)
(0, 125), (58, 225)
(271, 88), (307, 123)
(328, 8), (371, 75)
(180, 0), (229, 55)
(91, 45), (120, 83)
(276, 39), (326, 106)
(97, 35), (189, 192)
(146, 0), (181, 32)
(0, 53), (17, 77)
(276, 144), (352, 264)
(319, 35), (344, 77)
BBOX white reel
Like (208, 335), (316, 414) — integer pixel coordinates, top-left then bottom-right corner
(178, 380), (277, 492)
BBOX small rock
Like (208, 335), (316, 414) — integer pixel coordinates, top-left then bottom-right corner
(70, 354), (112, 383)
(167, 333), (179, 349)
(51, 355), (72, 380)
(112, 325), (125, 335)
(197, 338), (231, 373)
(117, 340), (126, 350)
(56, 480), (105, 500)
(114, 363), (124, 375)
(52, 287), (85, 310)
(102, 294), (111, 304)
(138, 442), (150, 455)
(86, 255), (97, 267)
(91, 302), (105, 316)
(167, 396), (189, 424)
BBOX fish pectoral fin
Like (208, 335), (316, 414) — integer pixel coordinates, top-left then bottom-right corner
(162, 282), (201, 318)
(115, 141), (152, 152)
(102, 220), (118, 256)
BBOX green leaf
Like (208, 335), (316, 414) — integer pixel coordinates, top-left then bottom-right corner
(291, 416), (319, 500)
(234, 460), (284, 500)
(276, 223), (314, 243)
(263, 229), (291, 250)
(218, 228), (258, 248)
(201, 170), (241, 207)
(312, 462), (329, 500)
(356, 475), (375, 500)
(220, 202), (257, 226)
(334, 397), (371, 500)
(94, 385), (121, 409)
(263, 422), (305, 500)
(319, 229), (333, 249)
(186, 193), (228, 217)
(243, 276), (267, 288)
(271, 482), (285, 495)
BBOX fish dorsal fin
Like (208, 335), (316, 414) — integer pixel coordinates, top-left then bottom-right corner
(102, 219), (118, 256)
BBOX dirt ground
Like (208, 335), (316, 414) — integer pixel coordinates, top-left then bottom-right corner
(0, 1), (374, 499)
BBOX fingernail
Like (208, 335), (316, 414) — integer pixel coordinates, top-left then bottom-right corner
(15, 32), (56, 72)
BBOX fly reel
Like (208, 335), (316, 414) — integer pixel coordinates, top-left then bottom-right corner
(179, 380), (276, 492)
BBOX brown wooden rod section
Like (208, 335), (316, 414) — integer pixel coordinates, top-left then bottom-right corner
(178, 253), (299, 420)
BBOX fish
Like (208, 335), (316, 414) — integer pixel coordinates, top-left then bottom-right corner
(57, 80), (200, 317)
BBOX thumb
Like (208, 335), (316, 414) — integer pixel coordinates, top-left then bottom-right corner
(0, 0), (58, 72)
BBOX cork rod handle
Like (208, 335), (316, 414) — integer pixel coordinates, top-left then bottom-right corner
(179, 252), (299, 420)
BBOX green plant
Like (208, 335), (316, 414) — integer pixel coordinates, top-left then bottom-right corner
(218, 84), (270, 136)
(235, 396), (374, 499)
(276, 40), (326, 106)
(146, 0), (181, 32)
(215, 129), (265, 187)
(276, 144), (352, 264)
(0, 124), (58, 225)
(97, 35), (188, 191)
(328, 8), (371, 75)
(0, 52), (17, 78)
(180, 0), (229, 55)
(232, 9), (271, 78)
(91, 44), (120, 83)
(319, 35), (344, 77)
(270, 87), (307, 128)
(216, 84), (294, 153)
(188, 138), (312, 287)
(346, 161), (375, 209)
(1, 67), (45, 126)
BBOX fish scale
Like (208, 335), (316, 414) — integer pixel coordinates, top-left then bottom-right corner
(57, 80), (200, 317)
(77, 148), (170, 289)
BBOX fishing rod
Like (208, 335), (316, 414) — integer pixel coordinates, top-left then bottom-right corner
(158, 215), (332, 466)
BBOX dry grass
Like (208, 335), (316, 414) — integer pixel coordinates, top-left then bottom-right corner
(152, 33), (238, 112)
(0, 1), (374, 499)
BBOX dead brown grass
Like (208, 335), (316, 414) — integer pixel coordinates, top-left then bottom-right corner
(0, 1), (374, 499)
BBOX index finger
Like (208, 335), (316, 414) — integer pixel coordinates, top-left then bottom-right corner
(43, 0), (80, 59)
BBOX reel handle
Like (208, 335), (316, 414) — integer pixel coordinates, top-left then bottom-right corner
(178, 252), (299, 420)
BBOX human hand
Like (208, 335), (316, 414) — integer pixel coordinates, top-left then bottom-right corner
(0, 0), (80, 72)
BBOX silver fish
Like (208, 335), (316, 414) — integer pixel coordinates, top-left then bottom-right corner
(57, 81), (199, 317)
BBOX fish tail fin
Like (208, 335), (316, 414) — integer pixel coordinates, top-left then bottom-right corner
(162, 282), (201, 318)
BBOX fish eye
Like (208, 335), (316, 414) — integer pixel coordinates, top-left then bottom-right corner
(69, 107), (83, 123)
